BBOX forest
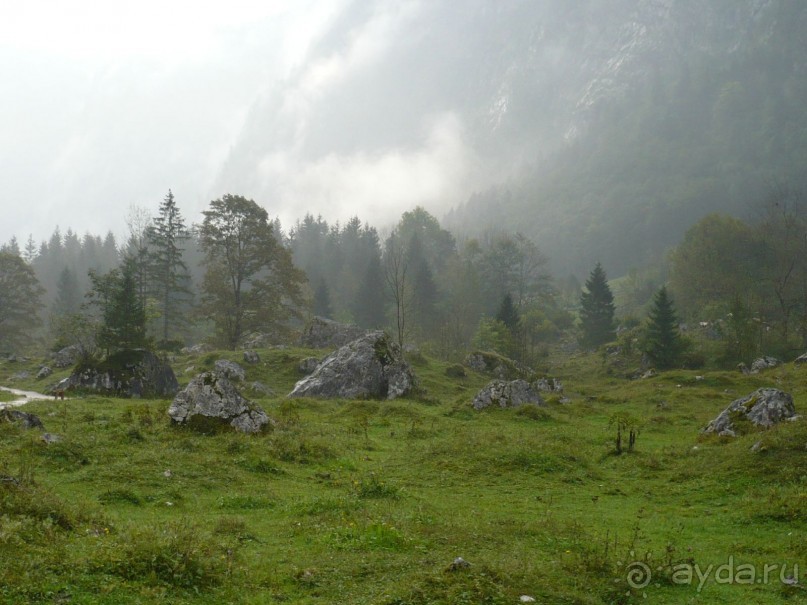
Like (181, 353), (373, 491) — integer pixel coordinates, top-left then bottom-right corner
(2, 183), (807, 372)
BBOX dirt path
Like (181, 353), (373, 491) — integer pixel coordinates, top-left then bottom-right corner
(0, 386), (58, 410)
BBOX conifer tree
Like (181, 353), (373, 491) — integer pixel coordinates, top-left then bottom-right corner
(353, 254), (386, 329)
(97, 258), (148, 354)
(643, 286), (684, 369)
(313, 278), (332, 318)
(146, 190), (192, 344)
(579, 262), (616, 348)
(496, 293), (520, 333)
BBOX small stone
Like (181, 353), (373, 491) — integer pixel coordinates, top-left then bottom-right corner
(243, 350), (260, 364)
(750, 441), (764, 452)
(163, 469), (173, 478)
(41, 433), (62, 444)
(37, 366), (53, 379)
(520, 597), (537, 604)
(448, 557), (471, 571)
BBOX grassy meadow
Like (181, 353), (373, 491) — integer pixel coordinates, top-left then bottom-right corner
(0, 347), (805, 604)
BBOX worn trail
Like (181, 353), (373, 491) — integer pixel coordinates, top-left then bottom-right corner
(0, 386), (58, 410)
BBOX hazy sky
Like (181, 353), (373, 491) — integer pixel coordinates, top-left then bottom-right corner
(1, 0), (482, 246)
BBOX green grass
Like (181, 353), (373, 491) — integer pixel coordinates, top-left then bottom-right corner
(0, 348), (805, 603)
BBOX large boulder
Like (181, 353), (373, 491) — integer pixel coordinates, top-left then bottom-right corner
(289, 331), (415, 400)
(168, 372), (271, 433)
(472, 380), (545, 410)
(54, 350), (179, 398)
(299, 316), (366, 349)
(473, 380), (546, 410)
(51, 345), (81, 369)
(702, 388), (798, 436)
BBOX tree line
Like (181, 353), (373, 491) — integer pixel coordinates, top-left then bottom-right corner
(0, 194), (574, 364)
(4, 186), (804, 372)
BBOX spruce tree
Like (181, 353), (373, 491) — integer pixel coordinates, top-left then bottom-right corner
(147, 190), (192, 344)
(97, 258), (148, 354)
(644, 286), (684, 369)
(353, 254), (386, 328)
(496, 293), (520, 333)
(313, 278), (332, 318)
(579, 262), (616, 348)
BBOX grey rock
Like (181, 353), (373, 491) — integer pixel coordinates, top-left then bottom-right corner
(794, 352), (807, 364)
(750, 356), (781, 373)
(168, 372), (272, 434)
(36, 366), (53, 379)
(472, 379), (545, 410)
(51, 345), (81, 368)
(56, 350), (179, 398)
(0, 409), (44, 430)
(737, 362), (751, 375)
(463, 351), (532, 380)
(299, 316), (365, 349)
(533, 377), (563, 393)
(41, 433), (62, 444)
(10, 371), (30, 381)
(241, 332), (273, 349)
(243, 350), (260, 364)
(214, 359), (246, 382)
(448, 557), (471, 571)
(298, 357), (320, 375)
(180, 343), (212, 356)
(703, 388), (797, 436)
(289, 331), (415, 400)
(248, 381), (275, 396)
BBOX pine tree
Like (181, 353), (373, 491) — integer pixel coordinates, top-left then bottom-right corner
(643, 286), (684, 369)
(579, 262), (616, 348)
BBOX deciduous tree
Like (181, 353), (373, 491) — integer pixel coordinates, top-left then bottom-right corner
(199, 194), (305, 349)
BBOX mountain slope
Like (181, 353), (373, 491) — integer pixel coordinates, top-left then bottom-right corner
(216, 0), (807, 276)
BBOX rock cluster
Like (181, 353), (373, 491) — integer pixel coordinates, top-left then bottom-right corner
(289, 331), (415, 400)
